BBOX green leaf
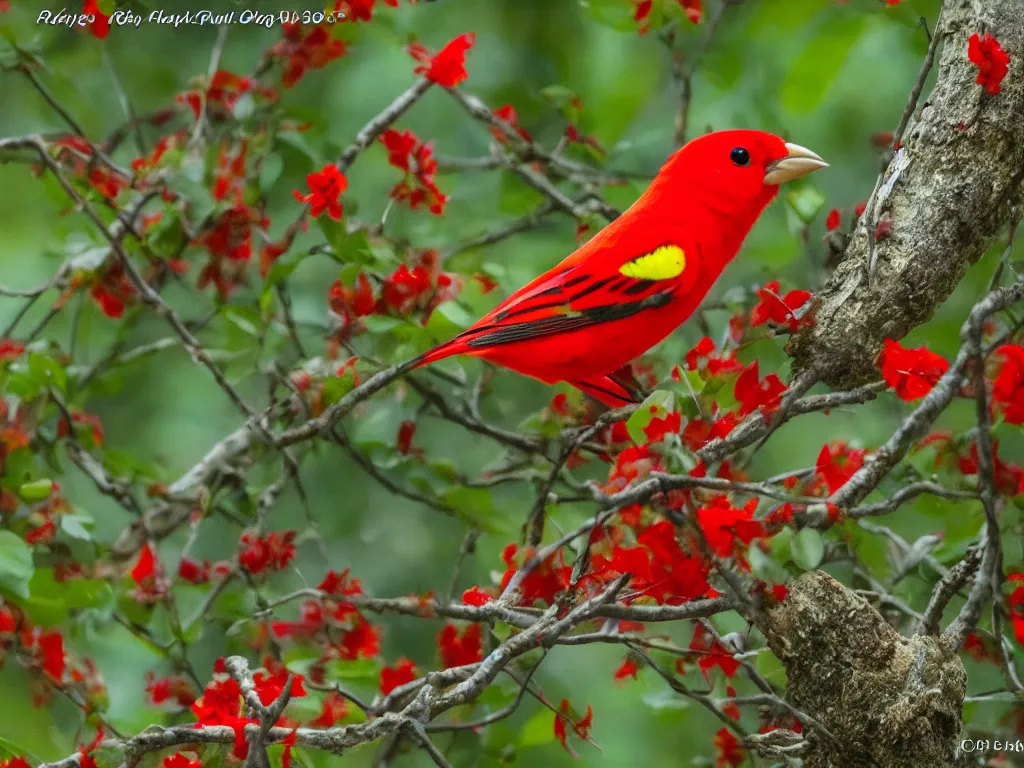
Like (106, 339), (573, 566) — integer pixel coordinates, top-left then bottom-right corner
(785, 185), (826, 225)
(440, 487), (506, 533)
(18, 479), (54, 501)
(166, 172), (216, 225)
(434, 301), (474, 329)
(518, 707), (556, 747)
(258, 153), (284, 192)
(325, 658), (379, 681)
(790, 528), (825, 570)
(277, 130), (323, 166)
(626, 390), (675, 445)
(756, 650), (788, 685)
(0, 531), (35, 600)
(780, 14), (866, 113)
(27, 351), (67, 393)
(748, 544), (791, 586)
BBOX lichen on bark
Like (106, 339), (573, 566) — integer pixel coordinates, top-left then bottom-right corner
(763, 571), (967, 768)
(788, 0), (1024, 388)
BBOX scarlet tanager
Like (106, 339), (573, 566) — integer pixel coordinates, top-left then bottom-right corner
(412, 130), (827, 406)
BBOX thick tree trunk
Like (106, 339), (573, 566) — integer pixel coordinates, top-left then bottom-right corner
(763, 572), (968, 768)
(788, 0), (1024, 388)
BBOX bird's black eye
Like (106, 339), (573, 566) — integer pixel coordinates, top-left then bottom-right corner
(730, 147), (751, 167)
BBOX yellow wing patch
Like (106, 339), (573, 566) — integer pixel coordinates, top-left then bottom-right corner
(618, 245), (686, 281)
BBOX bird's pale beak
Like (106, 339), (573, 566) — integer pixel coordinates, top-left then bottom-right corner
(764, 143), (829, 185)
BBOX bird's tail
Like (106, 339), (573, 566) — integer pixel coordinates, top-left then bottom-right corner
(409, 336), (470, 370)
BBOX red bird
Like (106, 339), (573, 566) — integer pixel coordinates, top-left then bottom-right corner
(413, 130), (827, 406)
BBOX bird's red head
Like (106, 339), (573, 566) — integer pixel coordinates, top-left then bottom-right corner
(653, 129), (828, 217)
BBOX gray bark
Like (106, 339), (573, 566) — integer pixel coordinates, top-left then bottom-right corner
(789, 0), (1024, 388)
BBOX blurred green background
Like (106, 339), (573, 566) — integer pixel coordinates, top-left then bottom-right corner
(2, 0), (1021, 765)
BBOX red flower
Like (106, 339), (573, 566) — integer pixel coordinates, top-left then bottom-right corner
(380, 658), (417, 694)
(968, 33), (1010, 95)
(408, 33), (476, 87)
(163, 754), (202, 768)
(734, 361), (787, 417)
(178, 557), (212, 584)
(379, 129), (448, 215)
(678, 0), (703, 23)
(0, 338), (24, 362)
(643, 411), (681, 443)
(77, 729), (104, 768)
(381, 263), (433, 314)
(83, 0), (110, 38)
(461, 586), (493, 606)
(499, 544), (571, 606)
(713, 728), (745, 768)
(238, 530), (297, 574)
(815, 441), (865, 495)
(696, 496), (765, 560)
(437, 623), (483, 668)
(690, 624), (740, 681)
(0, 605), (16, 634)
(876, 338), (949, 401)
(192, 676), (257, 759)
(992, 344), (1024, 424)
(269, 24), (347, 88)
(253, 665), (306, 707)
(750, 280), (813, 332)
(554, 699), (594, 756)
(338, 615), (381, 660)
(0, 759), (32, 768)
(293, 164), (346, 220)
(491, 104), (531, 143)
(396, 420), (416, 454)
(826, 208), (841, 231)
(22, 629), (67, 682)
(146, 673), (198, 708)
(131, 542), (157, 583)
(308, 691), (348, 727)
(614, 658), (639, 680)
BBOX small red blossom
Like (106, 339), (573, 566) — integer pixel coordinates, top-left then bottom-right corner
(855, 201), (867, 216)
(380, 658), (417, 694)
(491, 104), (532, 143)
(0, 338), (25, 362)
(554, 699), (594, 756)
(815, 441), (866, 495)
(750, 280), (814, 333)
(826, 208), (841, 231)
(253, 665), (306, 706)
(697, 496), (765, 560)
(614, 658), (639, 680)
(876, 338), (949, 401)
(293, 164), (346, 220)
(437, 623), (483, 668)
(992, 344), (1024, 424)
(499, 543), (571, 606)
(0, 759), (33, 768)
(382, 263), (433, 314)
(380, 129), (448, 215)
(713, 728), (745, 768)
(396, 420), (416, 455)
(238, 530), (297, 574)
(690, 624), (740, 682)
(408, 33), (476, 87)
(82, 0), (110, 38)
(163, 754), (202, 768)
(192, 676), (257, 759)
(462, 586), (494, 606)
(735, 361), (787, 417)
(678, 0), (703, 23)
(147, 673), (198, 708)
(643, 411), (681, 443)
(268, 24), (347, 88)
(308, 691), (348, 727)
(968, 33), (1010, 95)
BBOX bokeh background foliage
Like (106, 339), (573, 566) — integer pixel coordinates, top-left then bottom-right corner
(2, 0), (1021, 765)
